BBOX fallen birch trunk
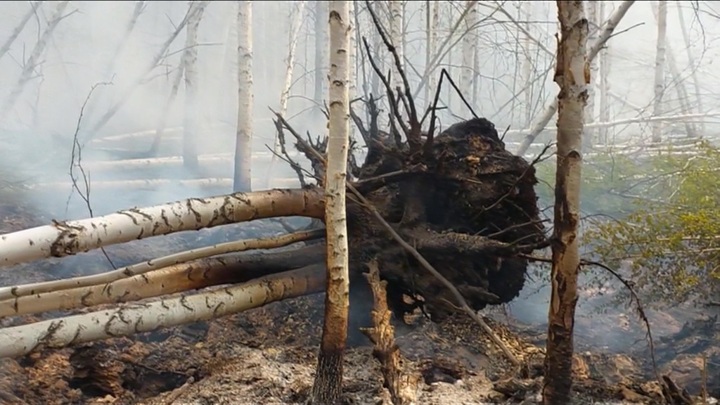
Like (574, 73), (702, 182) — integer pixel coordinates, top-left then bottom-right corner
(0, 264), (325, 358)
(0, 229), (324, 301)
(0, 237), (325, 317)
(0, 188), (324, 267)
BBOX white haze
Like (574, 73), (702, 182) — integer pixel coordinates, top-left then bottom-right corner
(1, 1), (719, 351)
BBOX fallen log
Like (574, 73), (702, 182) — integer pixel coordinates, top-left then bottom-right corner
(0, 188), (324, 267)
(0, 264), (325, 358)
(0, 232), (324, 315)
(0, 229), (322, 301)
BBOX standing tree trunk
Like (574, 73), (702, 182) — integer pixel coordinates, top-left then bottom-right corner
(585, 0), (598, 148)
(310, 1), (350, 403)
(676, 1), (704, 135)
(514, 0), (634, 156)
(650, 1), (696, 138)
(267, 1), (307, 188)
(181, 1), (208, 171)
(425, 0), (437, 104)
(234, 0), (254, 192)
(598, 1), (611, 145)
(651, 0), (667, 144)
(389, 0), (404, 93)
(314, 0), (329, 111)
(521, 1), (533, 126)
(460, 0), (477, 104)
(543, 1), (587, 404)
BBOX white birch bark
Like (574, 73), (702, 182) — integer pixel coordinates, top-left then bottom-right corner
(542, 1), (587, 402)
(0, 265), (325, 359)
(648, 3), (697, 138)
(389, 0), (404, 93)
(521, 1), (533, 125)
(676, 1), (704, 134)
(314, 1), (329, 109)
(585, 0), (598, 146)
(234, 0), (254, 192)
(348, 0), (357, 102)
(651, 0), (667, 144)
(181, 1), (208, 170)
(311, 1), (351, 401)
(425, 0), (438, 104)
(515, 0), (635, 156)
(0, 230), (321, 303)
(460, 0), (477, 103)
(267, 1), (307, 188)
(598, 1), (611, 145)
(1, 1), (69, 119)
(0, 188), (324, 267)
(0, 1), (44, 62)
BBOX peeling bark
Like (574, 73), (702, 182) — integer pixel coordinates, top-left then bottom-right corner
(543, 2), (587, 404)
(0, 188), (324, 267)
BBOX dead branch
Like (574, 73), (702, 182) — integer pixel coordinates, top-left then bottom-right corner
(0, 264), (326, 358)
(0, 230), (323, 302)
(273, 116), (309, 187)
(365, 0), (420, 149)
(68, 81), (115, 268)
(361, 259), (419, 405)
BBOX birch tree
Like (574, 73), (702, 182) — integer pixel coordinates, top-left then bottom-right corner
(598, 1), (611, 144)
(543, 1), (588, 404)
(0, 188), (324, 267)
(310, 1), (351, 403)
(676, 1), (704, 134)
(425, 0), (437, 104)
(314, 0), (329, 110)
(234, 0), (254, 192)
(651, 0), (667, 144)
(585, 1), (598, 146)
(267, 1), (307, 188)
(182, 1), (208, 170)
(460, 0), (477, 98)
(389, 0), (404, 93)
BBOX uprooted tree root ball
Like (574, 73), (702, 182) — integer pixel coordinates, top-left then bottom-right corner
(343, 117), (546, 322)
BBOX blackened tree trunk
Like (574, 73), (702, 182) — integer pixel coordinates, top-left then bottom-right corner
(543, 1), (588, 404)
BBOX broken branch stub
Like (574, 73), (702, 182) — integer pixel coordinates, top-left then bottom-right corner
(0, 188), (324, 267)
